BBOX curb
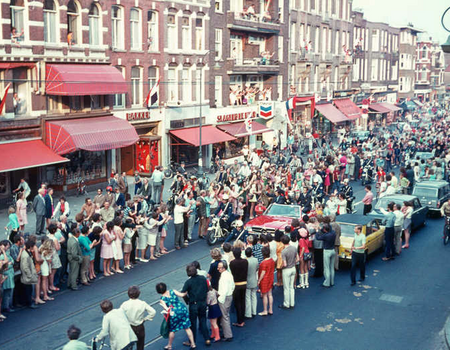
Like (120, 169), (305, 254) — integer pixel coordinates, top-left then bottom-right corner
(444, 314), (450, 349)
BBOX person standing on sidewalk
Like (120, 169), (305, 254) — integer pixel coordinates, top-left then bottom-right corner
(217, 260), (234, 342)
(179, 264), (211, 347)
(350, 225), (366, 286)
(362, 185), (374, 215)
(120, 286), (156, 350)
(32, 189), (46, 235)
(230, 247), (248, 327)
(244, 247), (258, 319)
(279, 235), (298, 309)
(316, 223), (336, 288)
(151, 166), (164, 205)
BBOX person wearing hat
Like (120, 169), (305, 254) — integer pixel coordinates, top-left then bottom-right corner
(213, 194), (235, 229)
(224, 219), (246, 244)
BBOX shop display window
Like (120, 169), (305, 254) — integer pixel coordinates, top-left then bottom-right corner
(214, 136), (249, 159)
(47, 150), (106, 185)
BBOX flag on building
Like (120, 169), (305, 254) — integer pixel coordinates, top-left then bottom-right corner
(259, 101), (273, 119)
(285, 97), (296, 111)
(145, 77), (160, 108)
(245, 114), (253, 134)
(0, 83), (11, 115)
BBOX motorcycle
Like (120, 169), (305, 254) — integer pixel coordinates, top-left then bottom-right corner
(76, 178), (87, 196)
(164, 160), (181, 179)
(361, 164), (374, 186)
(443, 216), (450, 245)
(206, 215), (233, 246)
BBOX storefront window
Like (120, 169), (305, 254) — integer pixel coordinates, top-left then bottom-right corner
(214, 137), (249, 159)
(47, 150), (106, 186)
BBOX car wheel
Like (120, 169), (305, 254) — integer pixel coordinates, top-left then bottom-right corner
(206, 229), (218, 246)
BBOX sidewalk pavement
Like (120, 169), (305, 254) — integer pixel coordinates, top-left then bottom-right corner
(0, 176), (175, 241)
(444, 315), (450, 349)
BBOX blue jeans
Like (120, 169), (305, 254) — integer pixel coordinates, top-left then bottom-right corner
(153, 183), (162, 204)
(2, 288), (13, 310)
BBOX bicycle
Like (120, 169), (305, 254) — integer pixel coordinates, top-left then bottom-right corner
(7, 192), (33, 213)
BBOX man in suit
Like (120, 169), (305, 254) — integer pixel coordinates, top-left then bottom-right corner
(138, 178), (152, 204)
(93, 188), (106, 208)
(44, 187), (54, 227)
(32, 188), (46, 235)
(115, 188), (125, 209)
(274, 189), (286, 204)
(67, 228), (83, 291)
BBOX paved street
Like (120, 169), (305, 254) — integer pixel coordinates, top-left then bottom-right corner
(1, 176), (450, 350)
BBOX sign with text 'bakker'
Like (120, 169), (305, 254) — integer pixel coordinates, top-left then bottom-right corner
(127, 111), (150, 121)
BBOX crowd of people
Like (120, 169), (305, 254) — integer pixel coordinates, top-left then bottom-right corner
(2, 106), (450, 348)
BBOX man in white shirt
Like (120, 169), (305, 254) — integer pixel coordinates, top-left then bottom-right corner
(238, 162), (251, 178)
(174, 197), (191, 249)
(217, 260), (235, 342)
(151, 166), (165, 204)
(120, 286), (156, 350)
(393, 204), (405, 255)
(96, 300), (137, 350)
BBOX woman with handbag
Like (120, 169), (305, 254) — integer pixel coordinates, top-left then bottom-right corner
(156, 282), (196, 350)
(298, 228), (310, 289)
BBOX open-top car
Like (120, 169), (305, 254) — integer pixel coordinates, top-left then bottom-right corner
(245, 203), (302, 236)
(336, 214), (385, 262)
(368, 194), (428, 231)
(412, 180), (450, 216)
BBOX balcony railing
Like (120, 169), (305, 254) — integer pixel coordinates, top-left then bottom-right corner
(233, 10), (280, 25)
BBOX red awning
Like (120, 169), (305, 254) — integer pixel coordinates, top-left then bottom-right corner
(334, 98), (361, 120)
(217, 121), (272, 137)
(170, 126), (236, 147)
(46, 116), (139, 155)
(369, 103), (391, 114)
(0, 62), (35, 69)
(45, 64), (128, 96)
(0, 140), (68, 173)
(378, 102), (402, 112)
(315, 104), (349, 124)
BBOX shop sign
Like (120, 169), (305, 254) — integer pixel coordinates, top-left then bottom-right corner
(217, 110), (257, 123)
(126, 111), (151, 121)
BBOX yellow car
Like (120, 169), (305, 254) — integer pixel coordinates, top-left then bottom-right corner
(336, 214), (385, 261)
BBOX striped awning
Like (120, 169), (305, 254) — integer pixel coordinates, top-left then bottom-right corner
(45, 116), (139, 155)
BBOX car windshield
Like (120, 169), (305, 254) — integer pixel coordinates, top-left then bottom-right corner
(375, 197), (404, 210)
(413, 187), (438, 198)
(338, 223), (356, 238)
(265, 204), (300, 218)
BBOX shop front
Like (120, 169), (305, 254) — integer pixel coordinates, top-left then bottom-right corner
(44, 115), (139, 191)
(313, 103), (350, 137)
(115, 110), (163, 176)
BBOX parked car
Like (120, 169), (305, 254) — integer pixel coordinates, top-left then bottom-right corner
(336, 214), (385, 262)
(348, 130), (370, 143)
(412, 180), (450, 217)
(245, 203), (302, 236)
(368, 194), (428, 231)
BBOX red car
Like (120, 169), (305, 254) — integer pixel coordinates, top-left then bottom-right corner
(245, 204), (303, 236)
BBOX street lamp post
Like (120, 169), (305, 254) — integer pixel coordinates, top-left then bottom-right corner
(198, 51), (210, 176)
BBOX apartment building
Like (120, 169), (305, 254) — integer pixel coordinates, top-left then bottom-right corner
(415, 37), (446, 103)
(398, 26), (422, 100)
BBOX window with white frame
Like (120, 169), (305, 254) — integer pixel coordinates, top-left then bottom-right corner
(195, 69), (202, 102)
(215, 0), (222, 12)
(230, 35), (243, 64)
(131, 66), (142, 106)
(420, 66), (427, 82)
(44, 0), (57, 43)
(148, 66), (159, 104)
(371, 29), (379, 52)
(182, 16), (191, 50)
(89, 3), (101, 46)
(248, 36), (265, 54)
(335, 30), (339, 54)
(278, 36), (283, 62)
(290, 22), (296, 51)
(195, 18), (204, 50)
(399, 77), (404, 92)
(130, 8), (141, 50)
(182, 68), (191, 102)
(10, 0), (25, 43)
(371, 59), (378, 81)
(147, 11), (158, 51)
(353, 58), (359, 81)
(167, 68), (177, 102)
(67, 0), (81, 45)
(215, 29), (222, 60)
(114, 66), (125, 108)
(215, 75), (222, 106)
(111, 6), (124, 50)
(167, 14), (177, 50)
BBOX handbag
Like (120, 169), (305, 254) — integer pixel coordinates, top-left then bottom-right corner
(160, 307), (171, 339)
(303, 252), (312, 261)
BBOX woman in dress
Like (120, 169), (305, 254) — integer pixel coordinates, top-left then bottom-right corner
(402, 201), (413, 249)
(298, 228), (310, 289)
(112, 217), (124, 274)
(257, 246), (275, 316)
(16, 192), (28, 231)
(39, 239), (54, 301)
(156, 282), (196, 350)
(47, 223), (62, 292)
(88, 226), (103, 279)
(274, 230), (285, 287)
(101, 221), (115, 277)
